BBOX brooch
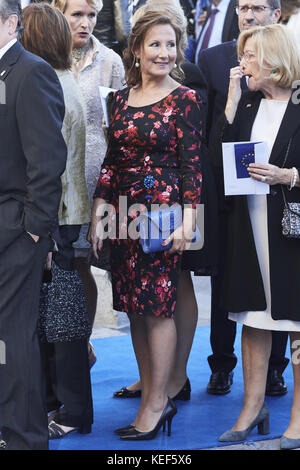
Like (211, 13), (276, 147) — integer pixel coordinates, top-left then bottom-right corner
(143, 175), (155, 189)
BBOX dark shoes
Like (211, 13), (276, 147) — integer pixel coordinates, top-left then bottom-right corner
(120, 398), (177, 441)
(172, 378), (191, 401)
(48, 420), (92, 439)
(114, 378), (191, 401)
(207, 369), (287, 396)
(207, 371), (233, 395)
(265, 369), (288, 396)
(113, 387), (142, 399)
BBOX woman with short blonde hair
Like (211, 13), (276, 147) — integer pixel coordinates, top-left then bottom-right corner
(215, 23), (300, 450)
(53, 0), (103, 14)
(237, 24), (300, 89)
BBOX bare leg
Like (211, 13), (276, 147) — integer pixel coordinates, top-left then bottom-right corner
(74, 258), (98, 327)
(123, 271), (197, 395)
(128, 315), (151, 423)
(283, 332), (300, 438)
(168, 271), (198, 397)
(232, 325), (272, 431)
(134, 316), (177, 432)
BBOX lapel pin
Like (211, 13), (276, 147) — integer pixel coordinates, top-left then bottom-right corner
(246, 103), (252, 107)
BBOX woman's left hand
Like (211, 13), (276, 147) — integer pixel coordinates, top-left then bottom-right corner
(248, 162), (290, 186)
(162, 224), (194, 255)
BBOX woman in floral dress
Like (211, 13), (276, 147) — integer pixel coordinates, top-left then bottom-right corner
(89, 10), (204, 440)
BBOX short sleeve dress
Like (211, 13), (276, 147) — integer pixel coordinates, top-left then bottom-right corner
(94, 85), (204, 318)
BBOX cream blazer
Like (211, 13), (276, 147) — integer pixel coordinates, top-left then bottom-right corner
(56, 69), (90, 226)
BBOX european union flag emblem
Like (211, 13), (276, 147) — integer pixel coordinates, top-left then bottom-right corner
(234, 143), (255, 179)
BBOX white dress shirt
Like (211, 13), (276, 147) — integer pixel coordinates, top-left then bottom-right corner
(195, 0), (231, 59)
(0, 38), (17, 61)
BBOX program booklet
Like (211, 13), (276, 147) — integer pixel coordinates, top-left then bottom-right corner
(222, 141), (270, 196)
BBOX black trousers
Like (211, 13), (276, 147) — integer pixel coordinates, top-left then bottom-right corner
(41, 340), (93, 428)
(208, 273), (289, 374)
(0, 233), (51, 450)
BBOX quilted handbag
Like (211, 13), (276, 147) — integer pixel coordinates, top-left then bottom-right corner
(280, 138), (300, 238)
(281, 199), (300, 238)
(139, 204), (201, 254)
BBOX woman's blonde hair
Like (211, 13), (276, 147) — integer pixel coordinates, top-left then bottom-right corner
(237, 23), (300, 88)
(52, 0), (103, 14)
(123, 8), (185, 88)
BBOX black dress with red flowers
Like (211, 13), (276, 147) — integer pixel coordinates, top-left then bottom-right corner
(94, 85), (204, 318)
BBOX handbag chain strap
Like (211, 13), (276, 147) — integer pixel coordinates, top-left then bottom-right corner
(280, 137), (294, 211)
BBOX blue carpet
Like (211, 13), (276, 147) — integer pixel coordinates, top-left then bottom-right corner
(50, 325), (293, 450)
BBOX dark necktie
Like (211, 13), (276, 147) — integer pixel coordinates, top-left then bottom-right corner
(199, 8), (219, 52)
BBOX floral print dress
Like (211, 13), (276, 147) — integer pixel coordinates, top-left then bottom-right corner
(94, 85), (204, 318)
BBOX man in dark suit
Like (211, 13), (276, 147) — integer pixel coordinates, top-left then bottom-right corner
(198, 0), (290, 396)
(0, 0), (67, 450)
(194, 0), (239, 65)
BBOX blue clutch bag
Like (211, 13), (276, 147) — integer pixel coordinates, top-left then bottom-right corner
(139, 205), (201, 254)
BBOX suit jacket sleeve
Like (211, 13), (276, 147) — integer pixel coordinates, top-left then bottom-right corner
(197, 51), (213, 143)
(16, 61), (67, 236)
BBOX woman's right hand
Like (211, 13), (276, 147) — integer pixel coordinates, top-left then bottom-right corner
(225, 66), (243, 124)
(87, 198), (107, 259)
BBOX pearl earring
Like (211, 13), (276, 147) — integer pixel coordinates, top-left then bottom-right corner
(173, 63), (177, 68)
(135, 58), (140, 68)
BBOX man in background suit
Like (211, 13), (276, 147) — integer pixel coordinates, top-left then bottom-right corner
(0, 0), (66, 449)
(194, 0), (239, 64)
(198, 0), (290, 396)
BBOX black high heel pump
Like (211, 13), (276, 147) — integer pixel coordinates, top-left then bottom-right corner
(120, 398), (177, 441)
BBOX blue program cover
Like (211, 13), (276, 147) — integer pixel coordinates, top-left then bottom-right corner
(234, 142), (256, 179)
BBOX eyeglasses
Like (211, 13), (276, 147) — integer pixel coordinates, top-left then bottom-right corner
(235, 5), (274, 15)
(238, 51), (256, 63)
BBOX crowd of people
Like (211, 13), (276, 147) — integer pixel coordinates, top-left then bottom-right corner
(0, 0), (300, 451)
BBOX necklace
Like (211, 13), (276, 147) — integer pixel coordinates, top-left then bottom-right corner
(72, 40), (91, 64)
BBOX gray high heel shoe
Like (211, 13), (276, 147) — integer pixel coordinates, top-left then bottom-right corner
(218, 402), (270, 442)
(280, 436), (300, 450)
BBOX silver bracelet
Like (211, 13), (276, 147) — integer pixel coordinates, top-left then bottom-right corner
(288, 167), (298, 191)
